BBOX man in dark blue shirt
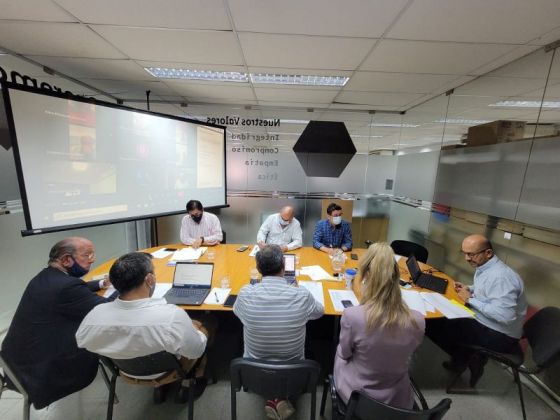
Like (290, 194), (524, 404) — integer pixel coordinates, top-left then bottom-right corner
(312, 203), (352, 255)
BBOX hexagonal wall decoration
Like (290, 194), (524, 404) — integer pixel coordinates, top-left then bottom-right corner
(293, 121), (356, 177)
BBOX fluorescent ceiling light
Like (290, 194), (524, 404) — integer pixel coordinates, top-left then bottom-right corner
(434, 118), (492, 124)
(146, 68), (349, 86)
(280, 119), (310, 124)
(489, 100), (560, 109)
(368, 123), (420, 128)
(250, 73), (349, 86)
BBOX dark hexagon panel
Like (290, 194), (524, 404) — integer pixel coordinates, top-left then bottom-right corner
(293, 120), (356, 177)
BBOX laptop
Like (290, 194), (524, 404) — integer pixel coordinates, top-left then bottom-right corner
(284, 254), (296, 285)
(163, 262), (213, 305)
(406, 255), (448, 294)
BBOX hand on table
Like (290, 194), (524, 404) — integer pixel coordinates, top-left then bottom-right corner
(192, 238), (203, 249)
(257, 241), (266, 249)
(101, 278), (112, 289)
(192, 320), (209, 338)
(456, 286), (472, 303)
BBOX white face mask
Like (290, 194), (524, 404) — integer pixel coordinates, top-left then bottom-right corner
(279, 218), (290, 226)
(332, 216), (342, 225)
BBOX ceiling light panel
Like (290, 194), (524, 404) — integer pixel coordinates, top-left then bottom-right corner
(250, 73), (348, 86)
(489, 100), (560, 109)
(145, 68), (249, 82)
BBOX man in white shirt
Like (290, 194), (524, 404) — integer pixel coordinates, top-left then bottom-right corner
(257, 206), (303, 251)
(76, 252), (209, 402)
(180, 200), (223, 248)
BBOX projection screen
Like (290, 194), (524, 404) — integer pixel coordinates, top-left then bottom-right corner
(3, 84), (227, 235)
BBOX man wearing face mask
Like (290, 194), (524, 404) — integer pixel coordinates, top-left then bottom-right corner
(257, 206), (303, 252)
(1, 237), (110, 414)
(313, 203), (353, 255)
(76, 252), (209, 402)
(180, 199), (223, 249)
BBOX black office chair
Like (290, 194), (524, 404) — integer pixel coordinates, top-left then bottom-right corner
(100, 351), (198, 420)
(320, 374), (434, 420)
(343, 390), (451, 420)
(222, 230), (227, 244)
(447, 306), (560, 420)
(390, 240), (429, 263)
(230, 357), (321, 420)
(0, 352), (31, 420)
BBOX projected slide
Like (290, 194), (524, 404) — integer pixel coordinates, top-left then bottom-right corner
(6, 86), (226, 232)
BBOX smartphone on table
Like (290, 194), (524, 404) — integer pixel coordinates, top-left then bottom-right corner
(341, 300), (354, 308)
(236, 245), (249, 252)
(224, 294), (238, 307)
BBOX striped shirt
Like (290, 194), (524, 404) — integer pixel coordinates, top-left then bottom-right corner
(233, 276), (324, 361)
(180, 212), (223, 245)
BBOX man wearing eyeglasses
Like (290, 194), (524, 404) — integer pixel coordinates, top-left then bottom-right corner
(257, 206), (303, 251)
(425, 234), (527, 387)
(1, 237), (110, 417)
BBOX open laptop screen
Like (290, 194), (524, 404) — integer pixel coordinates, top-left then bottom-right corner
(405, 255), (422, 282)
(173, 262), (213, 287)
(284, 254), (296, 274)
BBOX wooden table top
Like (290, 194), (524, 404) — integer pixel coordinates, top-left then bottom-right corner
(86, 244), (460, 317)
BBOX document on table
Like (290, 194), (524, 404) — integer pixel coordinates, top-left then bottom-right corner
(249, 246), (259, 257)
(329, 289), (359, 312)
(400, 289), (428, 316)
(299, 281), (325, 307)
(420, 292), (474, 319)
(300, 265), (338, 281)
(203, 287), (231, 305)
(103, 283), (171, 299)
(394, 255), (402, 263)
(151, 248), (174, 259)
(170, 247), (207, 261)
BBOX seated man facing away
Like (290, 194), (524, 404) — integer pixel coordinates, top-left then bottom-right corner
(233, 244), (324, 420)
(313, 202), (352, 255)
(425, 234), (527, 387)
(180, 199), (223, 248)
(76, 252), (210, 402)
(1, 237), (109, 417)
(257, 205), (303, 251)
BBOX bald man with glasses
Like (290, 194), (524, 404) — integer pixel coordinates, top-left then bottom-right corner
(425, 234), (527, 387)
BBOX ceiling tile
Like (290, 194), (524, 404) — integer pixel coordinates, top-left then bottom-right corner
(55, 0), (230, 30)
(453, 76), (546, 96)
(238, 33), (376, 70)
(254, 87), (339, 103)
(81, 79), (178, 96)
(361, 39), (516, 75)
(92, 26), (244, 64)
(387, 0), (560, 44)
(31, 57), (151, 80)
(228, 0), (408, 37)
(0, 0), (76, 21)
(336, 91), (423, 107)
(163, 81), (256, 101)
(345, 72), (460, 94)
(0, 22), (125, 58)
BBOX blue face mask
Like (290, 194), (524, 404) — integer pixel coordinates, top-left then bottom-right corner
(68, 256), (89, 278)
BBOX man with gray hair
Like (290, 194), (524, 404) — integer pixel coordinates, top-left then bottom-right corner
(233, 244), (324, 419)
(257, 206), (303, 251)
(1, 237), (109, 416)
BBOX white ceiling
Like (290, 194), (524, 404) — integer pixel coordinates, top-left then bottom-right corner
(1, 0), (560, 152)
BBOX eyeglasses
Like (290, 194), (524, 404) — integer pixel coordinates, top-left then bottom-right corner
(460, 248), (489, 258)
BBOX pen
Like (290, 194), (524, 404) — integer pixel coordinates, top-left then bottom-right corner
(215, 292), (219, 302)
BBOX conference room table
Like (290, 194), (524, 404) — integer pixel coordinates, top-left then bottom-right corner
(86, 243), (461, 318)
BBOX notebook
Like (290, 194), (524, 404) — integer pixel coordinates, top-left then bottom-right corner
(163, 262), (213, 305)
(284, 254), (296, 285)
(406, 255), (448, 294)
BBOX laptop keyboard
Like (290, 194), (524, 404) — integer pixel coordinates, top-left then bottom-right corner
(417, 274), (447, 294)
(169, 289), (207, 298)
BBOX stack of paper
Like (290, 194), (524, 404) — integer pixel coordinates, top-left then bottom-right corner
(249, 246), (259, 257)
(420, 292), (474, 319)
(203, 287), (232, 305)
(300, 265), (338, 281)
(328, 290), (359, 312)
(299, 281), (325, 307)
(170, 247), (207, 261)
(151, 248), (174, 259)
(400, 289), (428, 315)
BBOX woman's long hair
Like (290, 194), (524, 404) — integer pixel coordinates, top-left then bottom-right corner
(359, 242), (417, 330)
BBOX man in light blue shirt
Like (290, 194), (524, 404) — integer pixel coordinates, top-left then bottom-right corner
(257, 206), (302, 251)
(425, 234), (527, 387)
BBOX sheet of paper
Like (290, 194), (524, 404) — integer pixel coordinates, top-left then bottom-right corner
(299, 281), (325, 307)
(329, 289), (359, 312)
(152, 283), (172, 299)
(249, 246), (259, 257)
(394, 255), (402, 263)
(103, 286), (116, 298)
(151, 248), (174, 259)
(203, 287), (232, 305)
(170, 247), (207, 261)
(420, 292), (474, 319)
(400, 289), (426, 315)
(300, 265), (338, 281)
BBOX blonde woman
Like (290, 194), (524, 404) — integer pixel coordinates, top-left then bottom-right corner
(333, 242), (425, 409)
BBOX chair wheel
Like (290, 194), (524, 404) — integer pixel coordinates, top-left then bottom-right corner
(153, 386), (166, 404)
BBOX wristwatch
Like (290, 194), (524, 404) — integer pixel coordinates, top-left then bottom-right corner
(200, 236), (204, 243)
